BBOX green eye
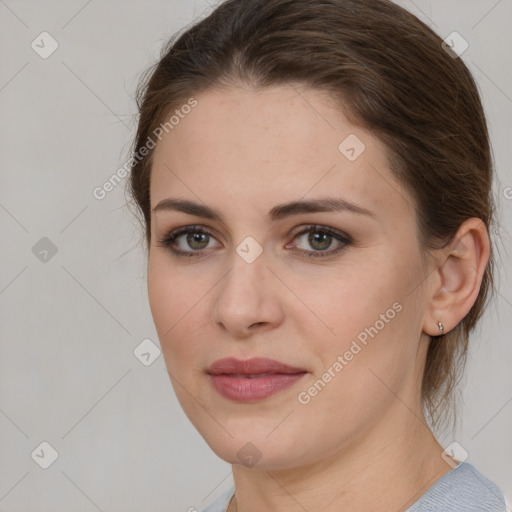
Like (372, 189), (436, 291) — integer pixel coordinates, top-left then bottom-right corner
(157, 224), (352, 259)
(290, 225), (351, 258)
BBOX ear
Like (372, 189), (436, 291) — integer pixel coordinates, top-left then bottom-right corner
(423, 218), (491, 336)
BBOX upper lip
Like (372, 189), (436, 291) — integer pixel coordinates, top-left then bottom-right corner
(207, 357), (307, 376)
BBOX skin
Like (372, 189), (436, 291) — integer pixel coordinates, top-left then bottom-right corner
(147, 85), (490, 512)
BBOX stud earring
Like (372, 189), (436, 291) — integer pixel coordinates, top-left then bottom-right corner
(437, 321), (444, 334)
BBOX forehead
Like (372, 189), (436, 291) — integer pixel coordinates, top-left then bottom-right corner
(149, 85), (411, 221)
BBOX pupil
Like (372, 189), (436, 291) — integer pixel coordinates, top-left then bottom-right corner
(310, 232), (331, 250)
(189, 233), (207, 249)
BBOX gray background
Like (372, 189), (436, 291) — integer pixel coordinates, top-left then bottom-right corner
(0, 0), (511, 510)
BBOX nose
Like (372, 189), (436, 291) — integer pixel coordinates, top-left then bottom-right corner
(212, 250), (284, 339)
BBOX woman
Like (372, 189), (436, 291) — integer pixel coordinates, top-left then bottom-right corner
(127, 0), (507, 510)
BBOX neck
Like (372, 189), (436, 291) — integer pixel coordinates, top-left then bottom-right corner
(227, 406), (453, 512)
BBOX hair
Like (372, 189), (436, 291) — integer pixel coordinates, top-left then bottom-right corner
(127, 0), (496, 433)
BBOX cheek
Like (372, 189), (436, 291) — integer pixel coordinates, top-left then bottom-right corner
(147, 258), (198, 358)
(148, 260), (174, 337)
(295, 255), (416, 384)
(294, 283), (413, 440)
(306, 260), (423, 409)
(295, 260), (399, 345)
(147, 255), (220, 384)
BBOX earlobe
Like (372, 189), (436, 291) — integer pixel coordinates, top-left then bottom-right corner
(423, 218), (491, 336)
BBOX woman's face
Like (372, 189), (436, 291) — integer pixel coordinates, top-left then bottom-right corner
(148, 85), (433, 469)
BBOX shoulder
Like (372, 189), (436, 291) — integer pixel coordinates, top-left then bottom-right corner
(199, 486), (235, 512)
(197, 464), (507, 512)
(406, 462), (507, 511)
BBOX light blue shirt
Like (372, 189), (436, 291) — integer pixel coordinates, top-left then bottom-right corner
(200, 462), (507, 511)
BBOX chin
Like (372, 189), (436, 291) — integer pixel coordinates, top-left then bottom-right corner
(195, 421), (311, 470)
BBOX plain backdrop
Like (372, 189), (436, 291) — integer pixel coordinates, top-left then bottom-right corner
(0, 1), (511, 511)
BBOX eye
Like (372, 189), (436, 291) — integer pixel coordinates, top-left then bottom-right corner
(156, 225), (220, 257)
(287, 224), (352, 258)
(156, 224), (352, 259)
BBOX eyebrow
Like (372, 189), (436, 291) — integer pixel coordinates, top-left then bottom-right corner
(153, 197), (377, 222)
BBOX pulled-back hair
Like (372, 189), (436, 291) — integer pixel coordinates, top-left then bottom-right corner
(127, 0), (496, 432)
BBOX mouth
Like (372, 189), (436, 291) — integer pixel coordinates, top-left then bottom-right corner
(223, 373), (289, 378)
(207, 357), (307, 376)
(207, 357), (308, 402)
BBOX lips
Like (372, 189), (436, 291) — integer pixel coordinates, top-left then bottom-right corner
(207, 357), (307, 402)
(207, 357), (306, 376)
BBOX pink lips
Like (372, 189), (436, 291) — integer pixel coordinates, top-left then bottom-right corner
(207, 357), (307, 402)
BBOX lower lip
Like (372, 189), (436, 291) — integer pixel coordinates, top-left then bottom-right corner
(209, 373), (307, 402)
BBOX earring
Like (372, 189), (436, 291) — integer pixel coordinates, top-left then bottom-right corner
(437, 321), (444, 334)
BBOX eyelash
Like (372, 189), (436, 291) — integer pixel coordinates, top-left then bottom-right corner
(156, 224), (352, 259)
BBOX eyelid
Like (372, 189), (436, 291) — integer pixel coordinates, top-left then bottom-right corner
(156, 225), (220, 254)
(290, 224), (351, 241)
(288, 224), (351, 257)
(157, 223), (352, 258)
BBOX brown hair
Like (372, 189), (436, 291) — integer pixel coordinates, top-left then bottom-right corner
(127, 0), (496, 432)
